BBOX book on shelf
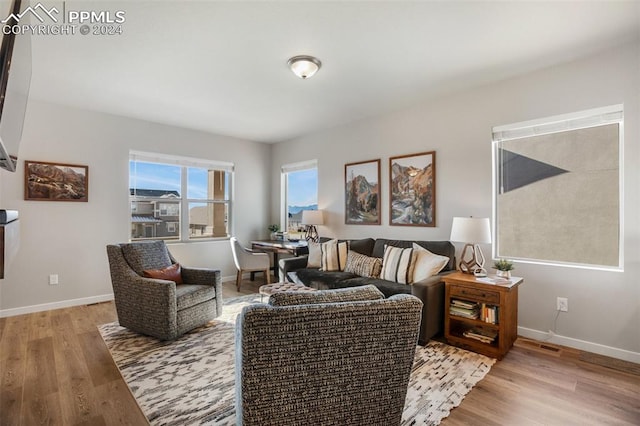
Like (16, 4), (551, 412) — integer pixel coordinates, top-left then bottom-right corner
(449, 299), (479, 319)
(449, 307), (478, 320)
(480, 303), (499, 324)
(463, 327), (498, 344)
(450, 299), (477, 309)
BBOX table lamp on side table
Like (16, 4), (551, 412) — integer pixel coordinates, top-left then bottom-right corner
(301, 210), (323, 243)
(450, 217), (492, 276)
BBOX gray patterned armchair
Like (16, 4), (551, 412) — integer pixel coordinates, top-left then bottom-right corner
(235, 285), (422, 426)
(106, 240), (222, 340)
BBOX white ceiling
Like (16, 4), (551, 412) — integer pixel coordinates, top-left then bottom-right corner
(28, 1), (640, 143)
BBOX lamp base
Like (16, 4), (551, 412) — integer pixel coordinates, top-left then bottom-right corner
(458, 243), (486, 275)
(304, 225), (319, 243)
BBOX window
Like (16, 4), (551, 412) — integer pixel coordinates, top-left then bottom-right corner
(129, 151), (233, 242)
(158, 203), (179, 217)
(281, 160), (318, 234)
(492, 105), (623, 270)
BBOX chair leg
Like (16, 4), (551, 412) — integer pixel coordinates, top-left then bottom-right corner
(236, 270), (243, 291)
(265, 270), (271, 284)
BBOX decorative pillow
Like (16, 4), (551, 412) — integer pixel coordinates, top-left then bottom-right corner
(381, 245), (414, 284)
(143, 263), (183, 284)
(320, 239), (349, 272)
(410, 243), (450, 283)
(344, 250), (382, 278)
(307, 241), (322, 268)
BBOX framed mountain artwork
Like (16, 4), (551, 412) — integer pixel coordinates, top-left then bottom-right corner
(345, 159), (381, 225)
(24, 160), (89, 202)
(389, 151), (435, 227)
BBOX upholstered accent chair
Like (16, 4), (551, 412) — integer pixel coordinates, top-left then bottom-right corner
(235, 285), (422, 426)
(230, 237), (271, 290)
(106, 240), (222, 340)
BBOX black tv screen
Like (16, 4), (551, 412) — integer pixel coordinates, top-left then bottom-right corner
(0, 0), (32, 172)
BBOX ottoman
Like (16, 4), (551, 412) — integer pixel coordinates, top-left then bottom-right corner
(259, 282), (316, 302)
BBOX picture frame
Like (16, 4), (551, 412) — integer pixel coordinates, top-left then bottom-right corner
(389, 151), (435, 227)
(24, 160), (89, 202)
(345, 159), (381, 225)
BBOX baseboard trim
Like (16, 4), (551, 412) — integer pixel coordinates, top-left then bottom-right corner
(0, 294), (114, 318)
(518, 326), (640, 364)
(1, 275), (250, 318)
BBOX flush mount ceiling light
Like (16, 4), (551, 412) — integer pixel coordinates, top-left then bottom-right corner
(287, 55), (322, 79)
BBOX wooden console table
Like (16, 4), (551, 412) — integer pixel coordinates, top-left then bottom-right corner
(250, 240), (309, 281)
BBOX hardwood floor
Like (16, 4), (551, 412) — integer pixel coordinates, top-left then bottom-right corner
(1, 278), (638, 425)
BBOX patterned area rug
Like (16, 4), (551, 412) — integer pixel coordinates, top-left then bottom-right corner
(99, 294), (495, 425)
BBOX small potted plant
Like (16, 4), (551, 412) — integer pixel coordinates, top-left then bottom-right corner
(268, 224), (280, 240)
(492, 259), (514, 278)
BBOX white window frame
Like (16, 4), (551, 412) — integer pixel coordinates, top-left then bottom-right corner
(281, 160), (318, 232)
(492, 105), (624, 271)
(130, 151), (234, 243)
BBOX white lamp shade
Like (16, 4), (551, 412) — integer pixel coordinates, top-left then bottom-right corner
(450, 217), (491, 244)
(301, 210), (324, 225)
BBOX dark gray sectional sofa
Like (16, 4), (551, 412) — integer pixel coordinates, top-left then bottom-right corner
(279, 238), (456, 344)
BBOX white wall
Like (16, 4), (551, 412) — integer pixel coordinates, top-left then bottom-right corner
(0, 100), (271, 315)
(271, 41), (640, 361)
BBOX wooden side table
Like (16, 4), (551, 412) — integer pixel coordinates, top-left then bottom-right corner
(443, 271), (523, 359)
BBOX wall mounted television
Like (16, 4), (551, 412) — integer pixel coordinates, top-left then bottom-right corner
(0, 0), (32, 172)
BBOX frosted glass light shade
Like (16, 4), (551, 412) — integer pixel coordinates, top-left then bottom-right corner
(301, 210), (324, 225)
(450, 217), (491, 244)
(288, 55), (321, 79)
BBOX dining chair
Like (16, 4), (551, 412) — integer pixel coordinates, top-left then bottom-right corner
(230, 237), (271, 291)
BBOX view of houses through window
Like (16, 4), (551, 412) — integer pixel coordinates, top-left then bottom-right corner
(129, 153), (233, 242)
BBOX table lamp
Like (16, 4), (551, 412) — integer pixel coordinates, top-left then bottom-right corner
(450, 217), (492, 275)
(301, 210), (323, 243)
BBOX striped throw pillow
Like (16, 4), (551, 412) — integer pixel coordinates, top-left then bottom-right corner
(344, 251), (382, 278)
(320, 239), (349, 271)
(381, 245), (414, 284)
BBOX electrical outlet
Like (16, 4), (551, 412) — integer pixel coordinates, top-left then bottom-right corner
(49, 274), (59, 285)
(557, 297), (568, 312)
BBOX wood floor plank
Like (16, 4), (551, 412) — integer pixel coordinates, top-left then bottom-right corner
(78, 330), (122, 388)
(0, 316), (6, 342)
(21, 391), (64, 426)
(52, 314), (102, 425)
(28, 310), (52, 341)
(0, 315), (29, 426)
(21, 336), (64, 425)
(93, 379), (149, 425)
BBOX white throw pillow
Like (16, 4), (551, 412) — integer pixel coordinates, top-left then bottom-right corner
(410, 243), (450, 283)
(307, 241), (322, 268)
(381, 245), (414, 284)
(320, 239), (349, 272)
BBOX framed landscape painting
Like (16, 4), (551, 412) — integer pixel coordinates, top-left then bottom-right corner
(389, 151), (435, 227)
(24, 160), (89, 202)
(345, 159), (381, 225)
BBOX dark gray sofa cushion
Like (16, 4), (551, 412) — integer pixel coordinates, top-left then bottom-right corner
(341, 277), (412, 298)
(344, 238), (376, 256)
(295, 268), (358, 288)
